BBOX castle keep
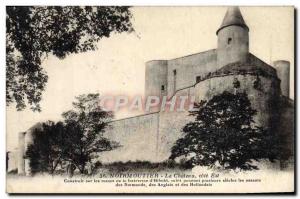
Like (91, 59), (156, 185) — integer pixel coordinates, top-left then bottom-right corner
(9, 7), (293, 175)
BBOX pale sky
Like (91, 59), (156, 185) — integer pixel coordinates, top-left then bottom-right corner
(6, 6), (294, 151)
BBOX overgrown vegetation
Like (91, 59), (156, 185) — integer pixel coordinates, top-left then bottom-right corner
(26, 93), (118, 175)
(170, 91), (280, 171)
(6, 6), (133, 111)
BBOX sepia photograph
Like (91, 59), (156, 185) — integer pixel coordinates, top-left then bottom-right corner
(5, 5), (295, 194)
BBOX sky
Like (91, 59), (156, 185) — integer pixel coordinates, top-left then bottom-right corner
(6, 6), (294, 151)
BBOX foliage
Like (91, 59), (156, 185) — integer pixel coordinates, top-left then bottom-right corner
(61, 93), (118, 173)
(170, 91), (279, 171)
(26, 93), (118, 174)
(6, 6), (133, 111)
(26, 121), (66, 174)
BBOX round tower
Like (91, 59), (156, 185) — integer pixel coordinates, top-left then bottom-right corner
(145, 60), (168, 98)
(273, 60), (290, 97)
(217, 7), (249, 67)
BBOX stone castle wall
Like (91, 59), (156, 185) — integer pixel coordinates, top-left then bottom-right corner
(156, 72), (281, 161)
(99, 70), (281, 163)
(100, 85), (198, 163)
(166, 49), (218, 96)
(99, 112), (160, 163)
(194, 72), (280, 127)
(145, 49), (220, 99)
(145, 60), (168, 98)
(157, 106), (194, 161)
(10, 6), (293, 175)
(15, 70), (285, 174)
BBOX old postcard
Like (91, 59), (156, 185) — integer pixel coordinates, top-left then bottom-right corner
(6, 6), (295, 193)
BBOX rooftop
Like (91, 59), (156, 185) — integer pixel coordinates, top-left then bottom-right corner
(216, 6), (249, 35)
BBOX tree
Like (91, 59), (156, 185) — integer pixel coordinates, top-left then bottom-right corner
(62, 93), (118, 173)
(26, 121), (66, 174)
(6, 6), (133, 111)
(170, 91), (279, 171)
(26, 93), (119, 175)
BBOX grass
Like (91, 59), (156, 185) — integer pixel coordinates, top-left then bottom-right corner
(93, 160), (192, 173)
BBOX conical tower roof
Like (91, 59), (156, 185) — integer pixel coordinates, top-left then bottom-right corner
(216, 6), (249, 35)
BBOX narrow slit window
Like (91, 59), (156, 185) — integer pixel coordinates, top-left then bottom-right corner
(161, 85), (165, 91)
(173, 69), (177, 92)
(227, 37), (232, 45)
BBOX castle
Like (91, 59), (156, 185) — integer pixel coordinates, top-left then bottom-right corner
(8, 7), (294, 175)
